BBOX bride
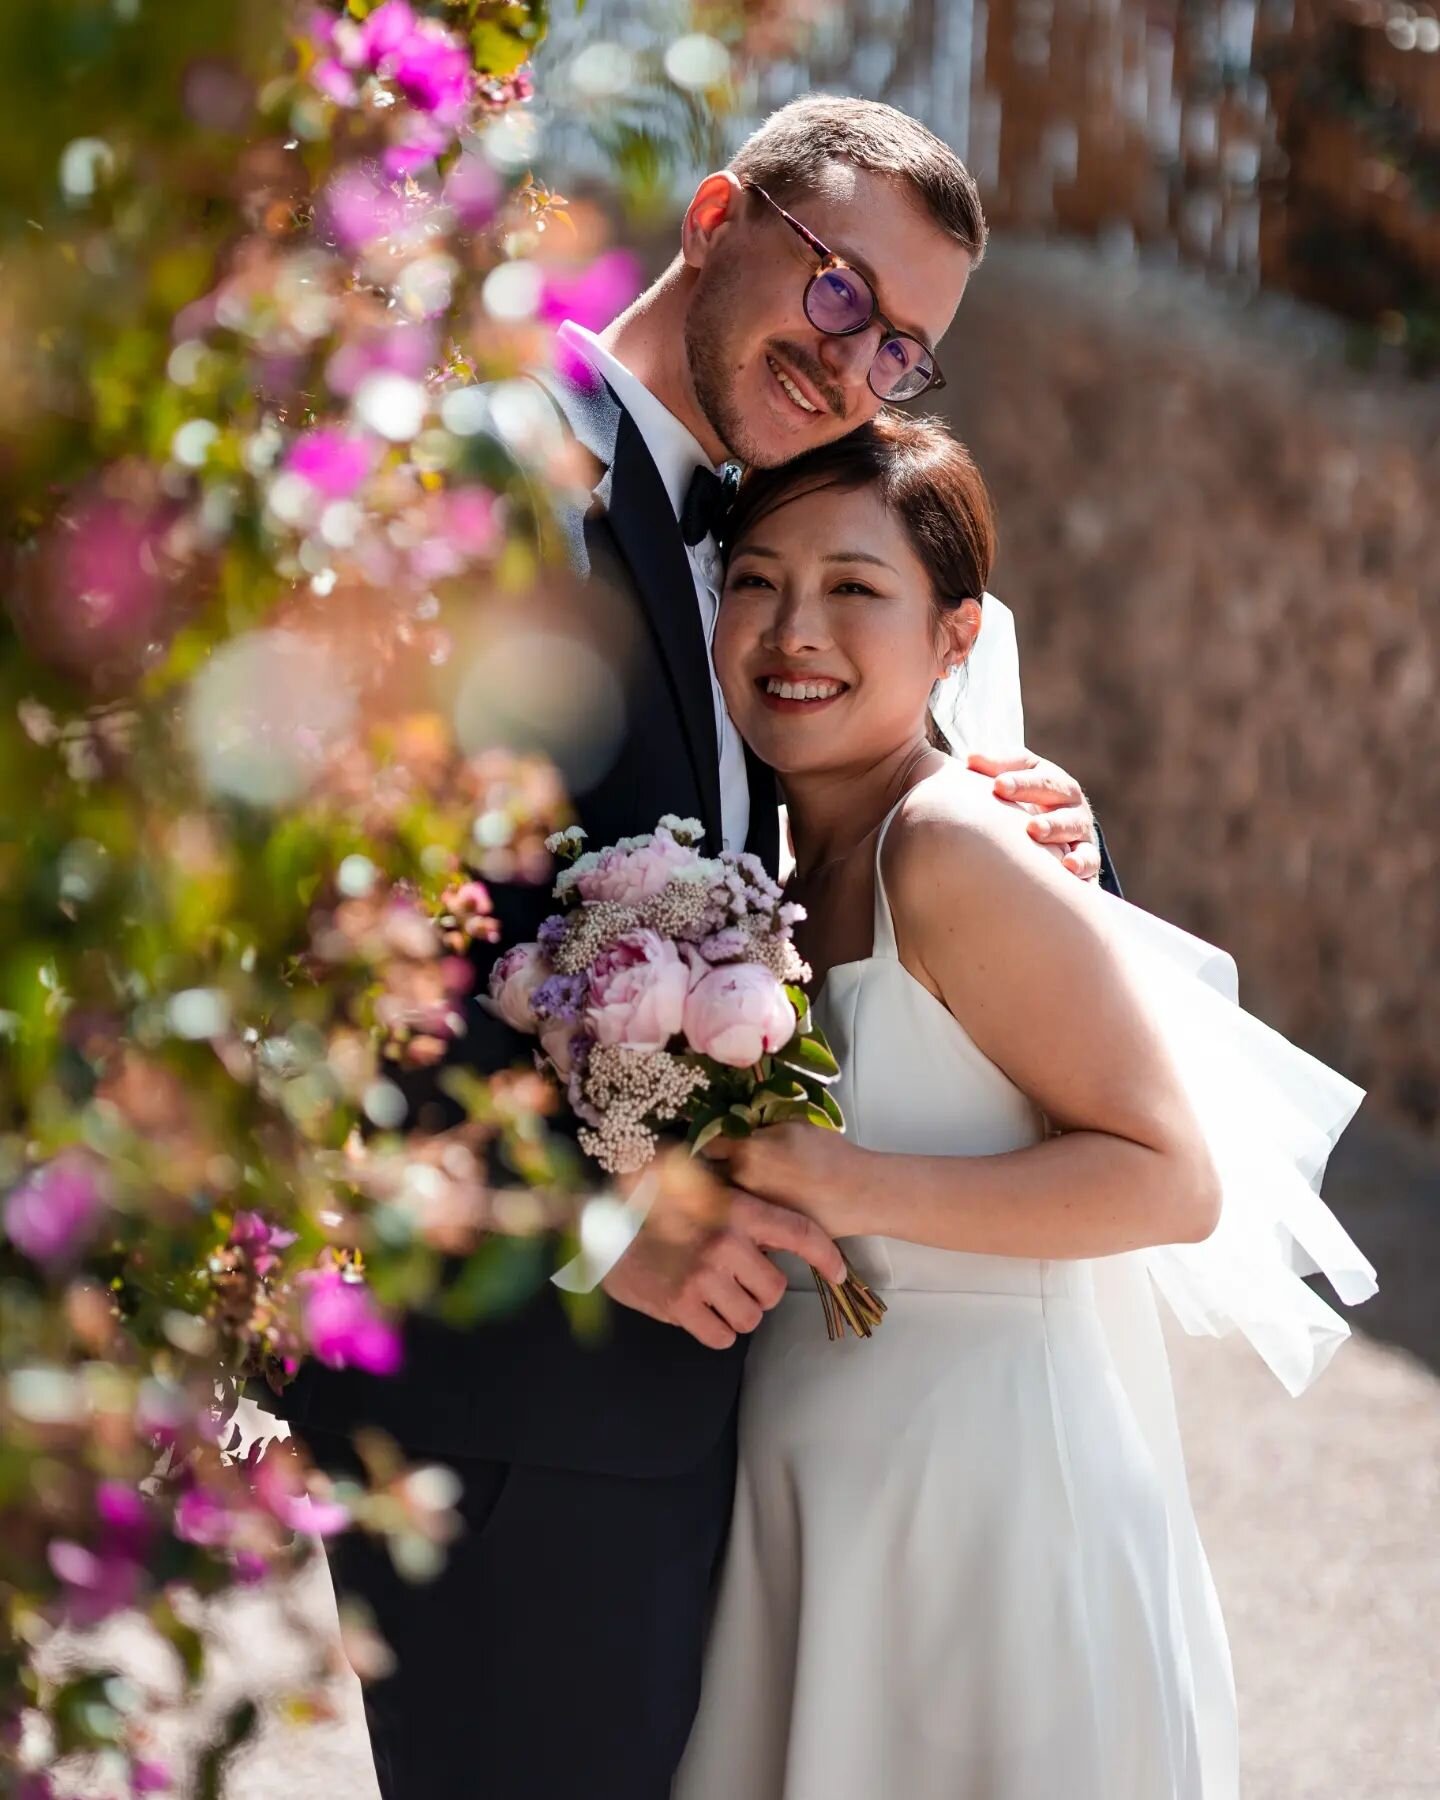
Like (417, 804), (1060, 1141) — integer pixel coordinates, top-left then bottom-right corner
(672, 413), (1373, 1800)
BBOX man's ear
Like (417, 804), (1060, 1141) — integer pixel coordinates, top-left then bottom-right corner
(938, 598), (983, 674)
(680, 171), (746, 271)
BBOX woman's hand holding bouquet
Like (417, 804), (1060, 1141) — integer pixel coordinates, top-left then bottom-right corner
(488, 817), (885, 1340)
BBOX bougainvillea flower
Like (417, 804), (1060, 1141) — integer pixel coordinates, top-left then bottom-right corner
(300, 1266), (403, 1375)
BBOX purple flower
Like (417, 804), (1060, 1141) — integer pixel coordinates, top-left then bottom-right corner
(531, 972), (588, 1027)
(301, 1267), (403, 1376)
(698, 926), (749, 962)
(131, 1759), (173, 1796)
(537, 913), (569, 953)
(284, 428), (375, 498)
(383, 115), (451, 178)
(3, 1152), (104, 1269)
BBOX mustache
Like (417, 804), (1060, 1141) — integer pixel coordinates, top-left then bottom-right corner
(769, 341), (847, 419)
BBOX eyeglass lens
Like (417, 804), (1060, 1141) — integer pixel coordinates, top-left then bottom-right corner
(803, 268), (934, 401)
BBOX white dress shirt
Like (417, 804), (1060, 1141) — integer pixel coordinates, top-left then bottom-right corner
(557, 320), (751, 856)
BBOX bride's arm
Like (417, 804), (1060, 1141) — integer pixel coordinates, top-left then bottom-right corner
(714, 798), (1220, 1258)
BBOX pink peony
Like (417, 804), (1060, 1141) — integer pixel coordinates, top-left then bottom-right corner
(486, 942), (548, 1035)
(302, 1267), (403, 1375)
(586, 931), (689, 1052)
(576, 833), (708, 906)
(683, 964), (797, 1069)
(3, 1152), (104, 1268)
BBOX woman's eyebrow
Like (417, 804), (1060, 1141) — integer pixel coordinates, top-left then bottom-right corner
(824, 550), (897, 572)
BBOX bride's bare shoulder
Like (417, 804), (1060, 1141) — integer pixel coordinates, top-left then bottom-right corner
(882, 762), (1070, 925)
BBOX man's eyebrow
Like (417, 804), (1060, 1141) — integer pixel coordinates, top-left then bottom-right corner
(830, 242), (934, 352)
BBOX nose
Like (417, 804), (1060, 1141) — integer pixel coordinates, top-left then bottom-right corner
(815, 323), (882, 394)
(763, 585), (833, 657)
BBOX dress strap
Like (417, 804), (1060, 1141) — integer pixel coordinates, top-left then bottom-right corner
(869, 797), (907, 960)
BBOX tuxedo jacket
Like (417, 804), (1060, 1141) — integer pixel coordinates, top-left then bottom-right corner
(281, 372), (779, 1478)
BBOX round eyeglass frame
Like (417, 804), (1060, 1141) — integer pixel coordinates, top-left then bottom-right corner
(742, 179), (946, 404)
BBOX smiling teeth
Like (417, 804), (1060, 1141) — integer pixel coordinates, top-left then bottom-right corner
(766, 678), (845, 700)
(768, 357), (818, 413)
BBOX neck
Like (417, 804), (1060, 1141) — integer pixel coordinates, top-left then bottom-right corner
(784, 736), (944, 878)
(599, 259), (727, 464)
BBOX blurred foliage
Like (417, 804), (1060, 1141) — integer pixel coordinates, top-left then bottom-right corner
(0, 0), (776, 1791)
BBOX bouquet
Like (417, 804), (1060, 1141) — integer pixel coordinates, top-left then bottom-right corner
(487, 816), (885, 1340)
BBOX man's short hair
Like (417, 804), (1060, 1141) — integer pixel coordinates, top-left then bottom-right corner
(729, 94), (987, 264)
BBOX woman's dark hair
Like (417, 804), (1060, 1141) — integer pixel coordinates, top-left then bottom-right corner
(723, 411), (996, 616)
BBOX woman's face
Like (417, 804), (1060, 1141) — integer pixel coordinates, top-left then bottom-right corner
(716, 481), (979, 778)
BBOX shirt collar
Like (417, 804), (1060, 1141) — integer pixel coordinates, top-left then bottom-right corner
(557, 320), (720, 520)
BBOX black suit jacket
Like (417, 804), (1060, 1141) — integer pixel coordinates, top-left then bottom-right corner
(279, 373), (778, 1477)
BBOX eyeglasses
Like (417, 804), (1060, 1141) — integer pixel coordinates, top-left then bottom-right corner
(742, 179), (946, 405)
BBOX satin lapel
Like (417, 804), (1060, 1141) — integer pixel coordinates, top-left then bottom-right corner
(602, 406), (724, 853)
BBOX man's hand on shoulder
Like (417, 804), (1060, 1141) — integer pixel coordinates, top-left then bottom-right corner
(602, 1188), (846, 1351)
(966, 748), (1101, 881)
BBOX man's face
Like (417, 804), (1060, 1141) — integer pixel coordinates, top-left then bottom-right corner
(681, 163), (973, 469)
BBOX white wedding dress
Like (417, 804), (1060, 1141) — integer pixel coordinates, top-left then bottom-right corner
(675, 780), (1373, 1800)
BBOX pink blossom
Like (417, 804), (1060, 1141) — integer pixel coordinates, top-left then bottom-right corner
(284, 428), (375, 498)
(359, 0), (416, 63)
(486, 942), (548, 1034)
(321, 162), (410, 250)
(253, 1450), (351, 1538)
(586, 931), (689, 1052)
(3, 1152), (104, 1269)
(96, 1481), (155, 1561)
(312, 56), (358, 105)
(47, 1538), (143, 1625)
(383, 115), (450, 178)
(131, 1759), (173, 1795)
(411, 488), (498, 580)
(228, 1209), (298, 1278)
(443, 153), (502, 228)
(683, 964), (797, 1068)
(327, 322), (435, 398)
(540, 252), (645, 388)
(301, 1267), (403, 1375)
(174, 1484), (231, 1549)
(576, 833), (708, 906)
(389, 21), (474, 125)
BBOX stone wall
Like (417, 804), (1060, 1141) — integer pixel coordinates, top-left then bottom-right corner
(943, 239), (1440, 1130)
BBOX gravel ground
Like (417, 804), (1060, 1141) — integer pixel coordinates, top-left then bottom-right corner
(54, 1118), (1440, 1799)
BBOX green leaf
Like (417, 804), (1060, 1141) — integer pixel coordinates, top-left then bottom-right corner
(776, 1034), (841, 1082)
(689, 1116), (726, 1154)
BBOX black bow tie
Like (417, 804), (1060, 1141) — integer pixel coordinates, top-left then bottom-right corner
(681, 462), (741, 548)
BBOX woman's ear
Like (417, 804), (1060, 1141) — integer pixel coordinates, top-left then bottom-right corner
(681, 171), (746, 271)
(937, 598), (983, 676)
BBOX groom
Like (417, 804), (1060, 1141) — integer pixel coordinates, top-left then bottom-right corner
(284, 95), (1115, 1799)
